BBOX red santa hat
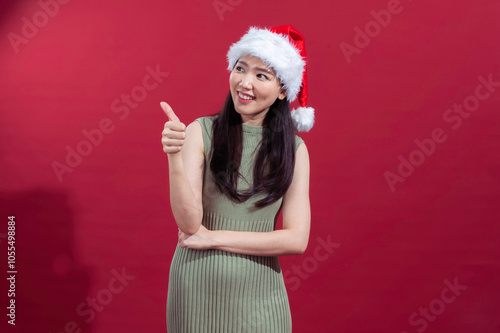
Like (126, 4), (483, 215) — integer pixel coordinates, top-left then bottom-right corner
(227, 25), (314, 132)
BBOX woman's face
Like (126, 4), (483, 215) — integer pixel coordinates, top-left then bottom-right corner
(229, 55), (286, 126)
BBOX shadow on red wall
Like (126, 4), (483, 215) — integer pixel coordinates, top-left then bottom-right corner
(0, 189), (93, 333)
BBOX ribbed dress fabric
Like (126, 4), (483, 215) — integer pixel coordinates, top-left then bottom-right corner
(167, 115), (304, 333)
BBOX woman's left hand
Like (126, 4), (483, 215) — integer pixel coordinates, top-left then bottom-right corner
(178, 225), (214, 250)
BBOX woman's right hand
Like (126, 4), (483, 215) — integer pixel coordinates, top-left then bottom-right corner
(160, 101), (186, 155)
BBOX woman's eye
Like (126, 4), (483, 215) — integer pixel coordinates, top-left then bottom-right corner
(257, 73), (268, 80)
(236, 66), (244, 72)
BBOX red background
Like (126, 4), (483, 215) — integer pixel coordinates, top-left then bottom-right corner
(1, 0), (499, 332)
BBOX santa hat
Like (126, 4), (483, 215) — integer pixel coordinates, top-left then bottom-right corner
(227, 25), (314, 132)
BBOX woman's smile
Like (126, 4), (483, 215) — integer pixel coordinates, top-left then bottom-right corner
(237, 91), (256, 102)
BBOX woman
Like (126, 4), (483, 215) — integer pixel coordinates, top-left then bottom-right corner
(161, 25), (314, 333)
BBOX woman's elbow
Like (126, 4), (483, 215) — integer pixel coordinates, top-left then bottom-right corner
(179, 222), (201, 236)
(177, 210), (203, 235)
(290, 239), (309, 255)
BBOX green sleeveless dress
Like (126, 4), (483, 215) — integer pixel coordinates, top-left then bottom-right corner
(167, 115), (304, 333)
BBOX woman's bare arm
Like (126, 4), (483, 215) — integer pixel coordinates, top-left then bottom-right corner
(161, 102), (205, 235)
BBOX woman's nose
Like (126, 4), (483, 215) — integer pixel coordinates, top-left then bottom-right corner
(240, 74), (252, 89)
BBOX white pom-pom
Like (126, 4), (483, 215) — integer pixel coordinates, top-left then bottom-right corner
(291, 106), (315, 132)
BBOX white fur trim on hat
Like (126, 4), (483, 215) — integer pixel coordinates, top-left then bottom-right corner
(227, 27), (305, 103)
(291, 106), (315, 132)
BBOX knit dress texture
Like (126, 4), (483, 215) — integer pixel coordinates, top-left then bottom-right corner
(166, 115), (304, 333)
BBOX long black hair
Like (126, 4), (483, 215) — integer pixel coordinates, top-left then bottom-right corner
(209, 91), (296, 208)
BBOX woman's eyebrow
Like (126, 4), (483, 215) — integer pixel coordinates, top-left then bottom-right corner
(237, 60), (275, 75)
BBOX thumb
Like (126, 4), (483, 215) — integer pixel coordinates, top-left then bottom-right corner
(160, 101), (180, 122)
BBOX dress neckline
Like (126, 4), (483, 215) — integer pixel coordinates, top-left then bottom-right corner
(242, 122), (264, 134)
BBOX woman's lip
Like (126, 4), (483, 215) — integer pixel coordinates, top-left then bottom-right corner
(238, 91), (254, 98)
(237, 91), (255, 103)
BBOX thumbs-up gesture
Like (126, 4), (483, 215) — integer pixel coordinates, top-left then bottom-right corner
(161, 101), (186, 155)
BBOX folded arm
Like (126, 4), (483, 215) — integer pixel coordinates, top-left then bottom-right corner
(179, 142), (311, 256)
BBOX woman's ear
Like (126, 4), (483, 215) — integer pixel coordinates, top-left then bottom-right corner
(278, 84), (287, 100)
